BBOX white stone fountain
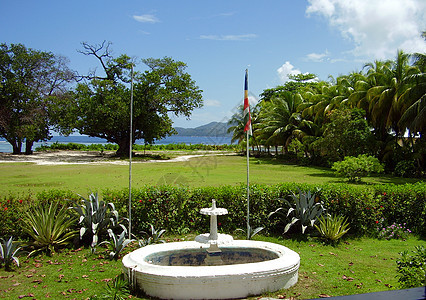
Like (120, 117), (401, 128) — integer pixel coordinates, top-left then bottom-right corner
(122, 199), (300, 300)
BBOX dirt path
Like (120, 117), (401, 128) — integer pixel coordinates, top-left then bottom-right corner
(0, 150), (228, 165)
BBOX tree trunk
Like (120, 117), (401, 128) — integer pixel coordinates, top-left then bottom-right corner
(11, 139), (22, 154)
(25, 140), (34, 155)
(116, 138), (131, 157)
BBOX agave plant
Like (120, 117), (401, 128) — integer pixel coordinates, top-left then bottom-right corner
(100, 226), (134, 260)
(22, 202), (77, 256)
(315, 214), (350, 244)
(235, 224), (264, 240)
(70, 192), (120, 252)
(269, 189), (325, 234)
(0, 237), (22, 271)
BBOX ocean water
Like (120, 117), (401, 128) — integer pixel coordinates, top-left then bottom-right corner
(0, 135), (233, 153)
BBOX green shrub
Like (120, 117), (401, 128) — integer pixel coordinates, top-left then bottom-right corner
(396, 246), (426, 288)
(332, 154), (384, 182)
(22, 202), (77, 255)
(394, 160), (418, 177)
(0, 182), (425, 239)
(315, 214), (350, 244)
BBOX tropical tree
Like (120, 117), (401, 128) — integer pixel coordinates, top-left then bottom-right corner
(227, 104), (260, 151)
(364, 50), (420, 139)
(316, 108), (376, 162)
(257, 91), (304, 154)
(0, 43), (74, 154)
(398, 52), (426, 136)
(52, 42), (203, 156)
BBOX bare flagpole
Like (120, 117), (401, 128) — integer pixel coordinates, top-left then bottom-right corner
(128, 64), (134, 239)
(244, 69), (251, 239)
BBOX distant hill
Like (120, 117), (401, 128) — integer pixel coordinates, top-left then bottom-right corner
(174, 122), (232, 136)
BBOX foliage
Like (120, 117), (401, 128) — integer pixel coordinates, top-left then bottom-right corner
(35, 142), (238, 152)
(88, 273), (131, 300)
(22, 201), (77, 255)
(1, 182), (425, 240)
(0, 237), (22, 271)
(99, 226), (134, 260)
(317, 109), (376, 162)
(70, 192), (120, 252)
(396, 246), (426, 288)
(315, 214), (350, 244)
(0, 43), (74, 154)
(394, 160), (418, 178)
(235, 224), (264, 240)
(52, 42), (203, 156)
(376, 221), (412, 240)
(136, 223), (166, 247)
(332, 154), (384, 182)
(269, 189), (325, 234)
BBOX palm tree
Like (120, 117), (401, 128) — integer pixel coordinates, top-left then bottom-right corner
(364, 50), (419, 139)
(398, 52), (426, 136)
(227, 104), (260, 151)
(257, 91), (304, 154)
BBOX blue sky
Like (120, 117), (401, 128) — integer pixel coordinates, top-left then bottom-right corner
(1, 0), (425, 128)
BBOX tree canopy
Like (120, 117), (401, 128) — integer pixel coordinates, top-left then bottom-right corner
(229, 49), (425, 176)
(52, 42), (203, 156)
(0, 43), (74, 154)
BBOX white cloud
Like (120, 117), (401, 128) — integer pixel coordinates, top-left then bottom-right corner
(306, 0), (426, 59)
(204, 99), (221, 107)
(306, 50), (329, 62)
(200, 34), (258, 41)
(133, 14), (159, 23)
(277, 61), (301, 83)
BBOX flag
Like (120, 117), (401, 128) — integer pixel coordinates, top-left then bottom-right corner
(244, 69), (252, 135)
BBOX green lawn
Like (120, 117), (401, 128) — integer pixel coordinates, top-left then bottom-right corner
(0, 152), (420, 196)
(0, 235), (424, 299)
(0, 151), (424, 299)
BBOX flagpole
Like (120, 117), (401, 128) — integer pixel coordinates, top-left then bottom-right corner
(244, 68), (250, 240)
(128, 64), (134, 239)
(246, 126), (250, 239)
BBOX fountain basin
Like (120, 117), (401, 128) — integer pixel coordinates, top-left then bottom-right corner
(122, 240), (300, 299)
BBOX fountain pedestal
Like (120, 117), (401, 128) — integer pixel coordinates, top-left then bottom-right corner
(195, 199), (233, 245)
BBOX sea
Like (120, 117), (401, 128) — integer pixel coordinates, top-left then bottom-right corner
(0, 135), (233, 153)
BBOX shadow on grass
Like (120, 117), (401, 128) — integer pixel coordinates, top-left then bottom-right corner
(251, 156), (423, 185)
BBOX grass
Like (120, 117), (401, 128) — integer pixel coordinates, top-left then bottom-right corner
(0, 235), (424, 299)
(0, 152), (421, 196)
(0, 150), (424, 298)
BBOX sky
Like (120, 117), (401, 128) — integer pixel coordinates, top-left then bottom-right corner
(1, 0), (425, 128)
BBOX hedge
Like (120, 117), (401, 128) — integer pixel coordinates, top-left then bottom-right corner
(1, 182), (425, 240)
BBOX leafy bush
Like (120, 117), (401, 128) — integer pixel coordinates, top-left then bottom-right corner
(394, 160), (418, 177)
(1, 182), (425, 239)
(396, 246), (426, 288)
(0, 237), (22, 271)
(332, 154), (384, 182)
(269, 189), (325, 234)
(22, 202), (77, 255)
(315, 214), (350, 244)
